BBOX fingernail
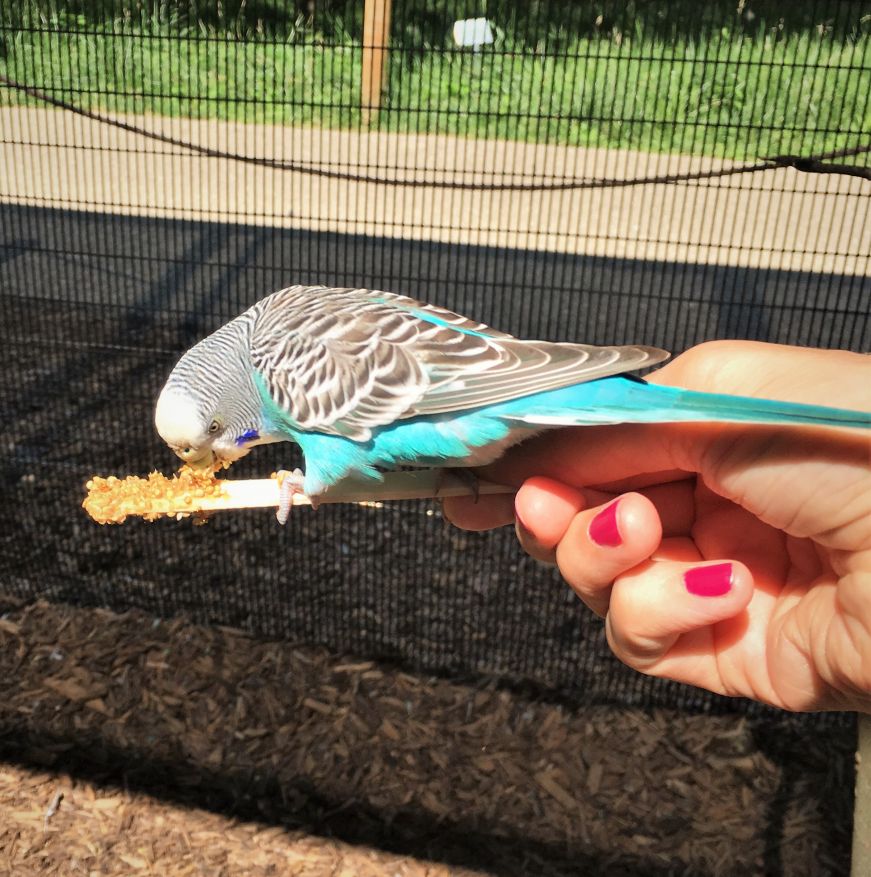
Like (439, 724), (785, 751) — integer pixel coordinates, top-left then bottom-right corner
(589, 500), (622, 547)
(684, 562), (733, 597)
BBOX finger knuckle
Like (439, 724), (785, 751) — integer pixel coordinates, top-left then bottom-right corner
(605, 613), (664, 669)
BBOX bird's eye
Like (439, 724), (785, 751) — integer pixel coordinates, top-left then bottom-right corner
(208, 419), (221, 434)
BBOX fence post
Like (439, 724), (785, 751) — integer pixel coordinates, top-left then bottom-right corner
(853, 714), (871, 876)
(361, 0), (393, 122)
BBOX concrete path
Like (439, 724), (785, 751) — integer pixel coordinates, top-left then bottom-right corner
(1, 107), (868, 276)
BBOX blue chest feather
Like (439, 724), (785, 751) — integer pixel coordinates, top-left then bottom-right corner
(289, 410), (515, 494)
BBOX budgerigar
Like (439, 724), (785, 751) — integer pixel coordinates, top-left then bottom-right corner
(155, 285), (871, 523)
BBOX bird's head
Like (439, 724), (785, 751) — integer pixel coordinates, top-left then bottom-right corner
(155, 385), (262, 469)
(155, 318), (272, 469)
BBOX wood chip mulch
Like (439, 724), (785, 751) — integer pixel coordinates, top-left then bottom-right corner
(0, 597), (855, 876)
(0, 761), (483, 876)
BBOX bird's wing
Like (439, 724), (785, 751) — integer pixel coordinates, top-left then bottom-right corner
(248, 285), (669, 440)
(410, 339), (667, 415)
(375, 290), (670, 417)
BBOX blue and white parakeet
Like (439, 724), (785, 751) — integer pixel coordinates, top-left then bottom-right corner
(154, 285), (871, 523)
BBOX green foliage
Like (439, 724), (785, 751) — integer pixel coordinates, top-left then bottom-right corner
(4, 0), (869, 44)
(1, 1), (868, 158)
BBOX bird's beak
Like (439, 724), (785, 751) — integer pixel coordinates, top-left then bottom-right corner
(179, 448), (216, 470)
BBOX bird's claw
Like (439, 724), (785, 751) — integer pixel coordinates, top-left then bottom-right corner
(437, 467), (481, 502)
(275, 468), (306, 525)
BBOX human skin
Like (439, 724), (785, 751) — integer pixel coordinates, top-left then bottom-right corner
(443, 341), (871, 712)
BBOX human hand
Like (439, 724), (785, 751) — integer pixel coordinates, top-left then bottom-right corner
(444, 341), (871, 712)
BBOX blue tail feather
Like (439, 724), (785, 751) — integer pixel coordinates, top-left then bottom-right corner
(499, 377), (871, 430)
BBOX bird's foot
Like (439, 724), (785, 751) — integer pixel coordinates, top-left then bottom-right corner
(436, 467), (481, 502)
(275, 468), (315, 524)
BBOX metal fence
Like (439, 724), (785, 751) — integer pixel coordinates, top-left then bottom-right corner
(0, 0), (868, 715)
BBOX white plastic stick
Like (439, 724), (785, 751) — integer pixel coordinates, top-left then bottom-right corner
(216, 470), (513, 510)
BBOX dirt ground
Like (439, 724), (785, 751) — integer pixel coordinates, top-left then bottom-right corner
(0, 596), (855, 877)
(2, 106), (869, 275)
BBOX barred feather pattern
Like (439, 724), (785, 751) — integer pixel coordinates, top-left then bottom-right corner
(246, 285), (669, 441)
(161, 315), (264, 435)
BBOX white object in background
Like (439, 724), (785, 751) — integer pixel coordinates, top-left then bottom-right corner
(452, 17), (495, 50)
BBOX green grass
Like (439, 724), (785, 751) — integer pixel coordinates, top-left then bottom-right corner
(1, 4), (869, 159)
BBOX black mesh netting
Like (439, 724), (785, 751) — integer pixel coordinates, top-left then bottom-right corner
(1, 0), (869, 719)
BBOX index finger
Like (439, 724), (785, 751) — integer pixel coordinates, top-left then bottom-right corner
(477, 421), (703, 491)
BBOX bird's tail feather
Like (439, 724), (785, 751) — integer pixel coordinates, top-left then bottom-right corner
(504, 378), (871, 430)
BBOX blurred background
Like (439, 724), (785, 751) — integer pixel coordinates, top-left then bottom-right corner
(0, 1), (868, 874)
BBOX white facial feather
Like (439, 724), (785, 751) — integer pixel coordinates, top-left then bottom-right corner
(154, 387), (205, 448)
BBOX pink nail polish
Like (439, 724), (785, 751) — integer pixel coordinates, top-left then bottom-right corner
(589, 501), (621, 547)
(684, 563), (733, 597)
